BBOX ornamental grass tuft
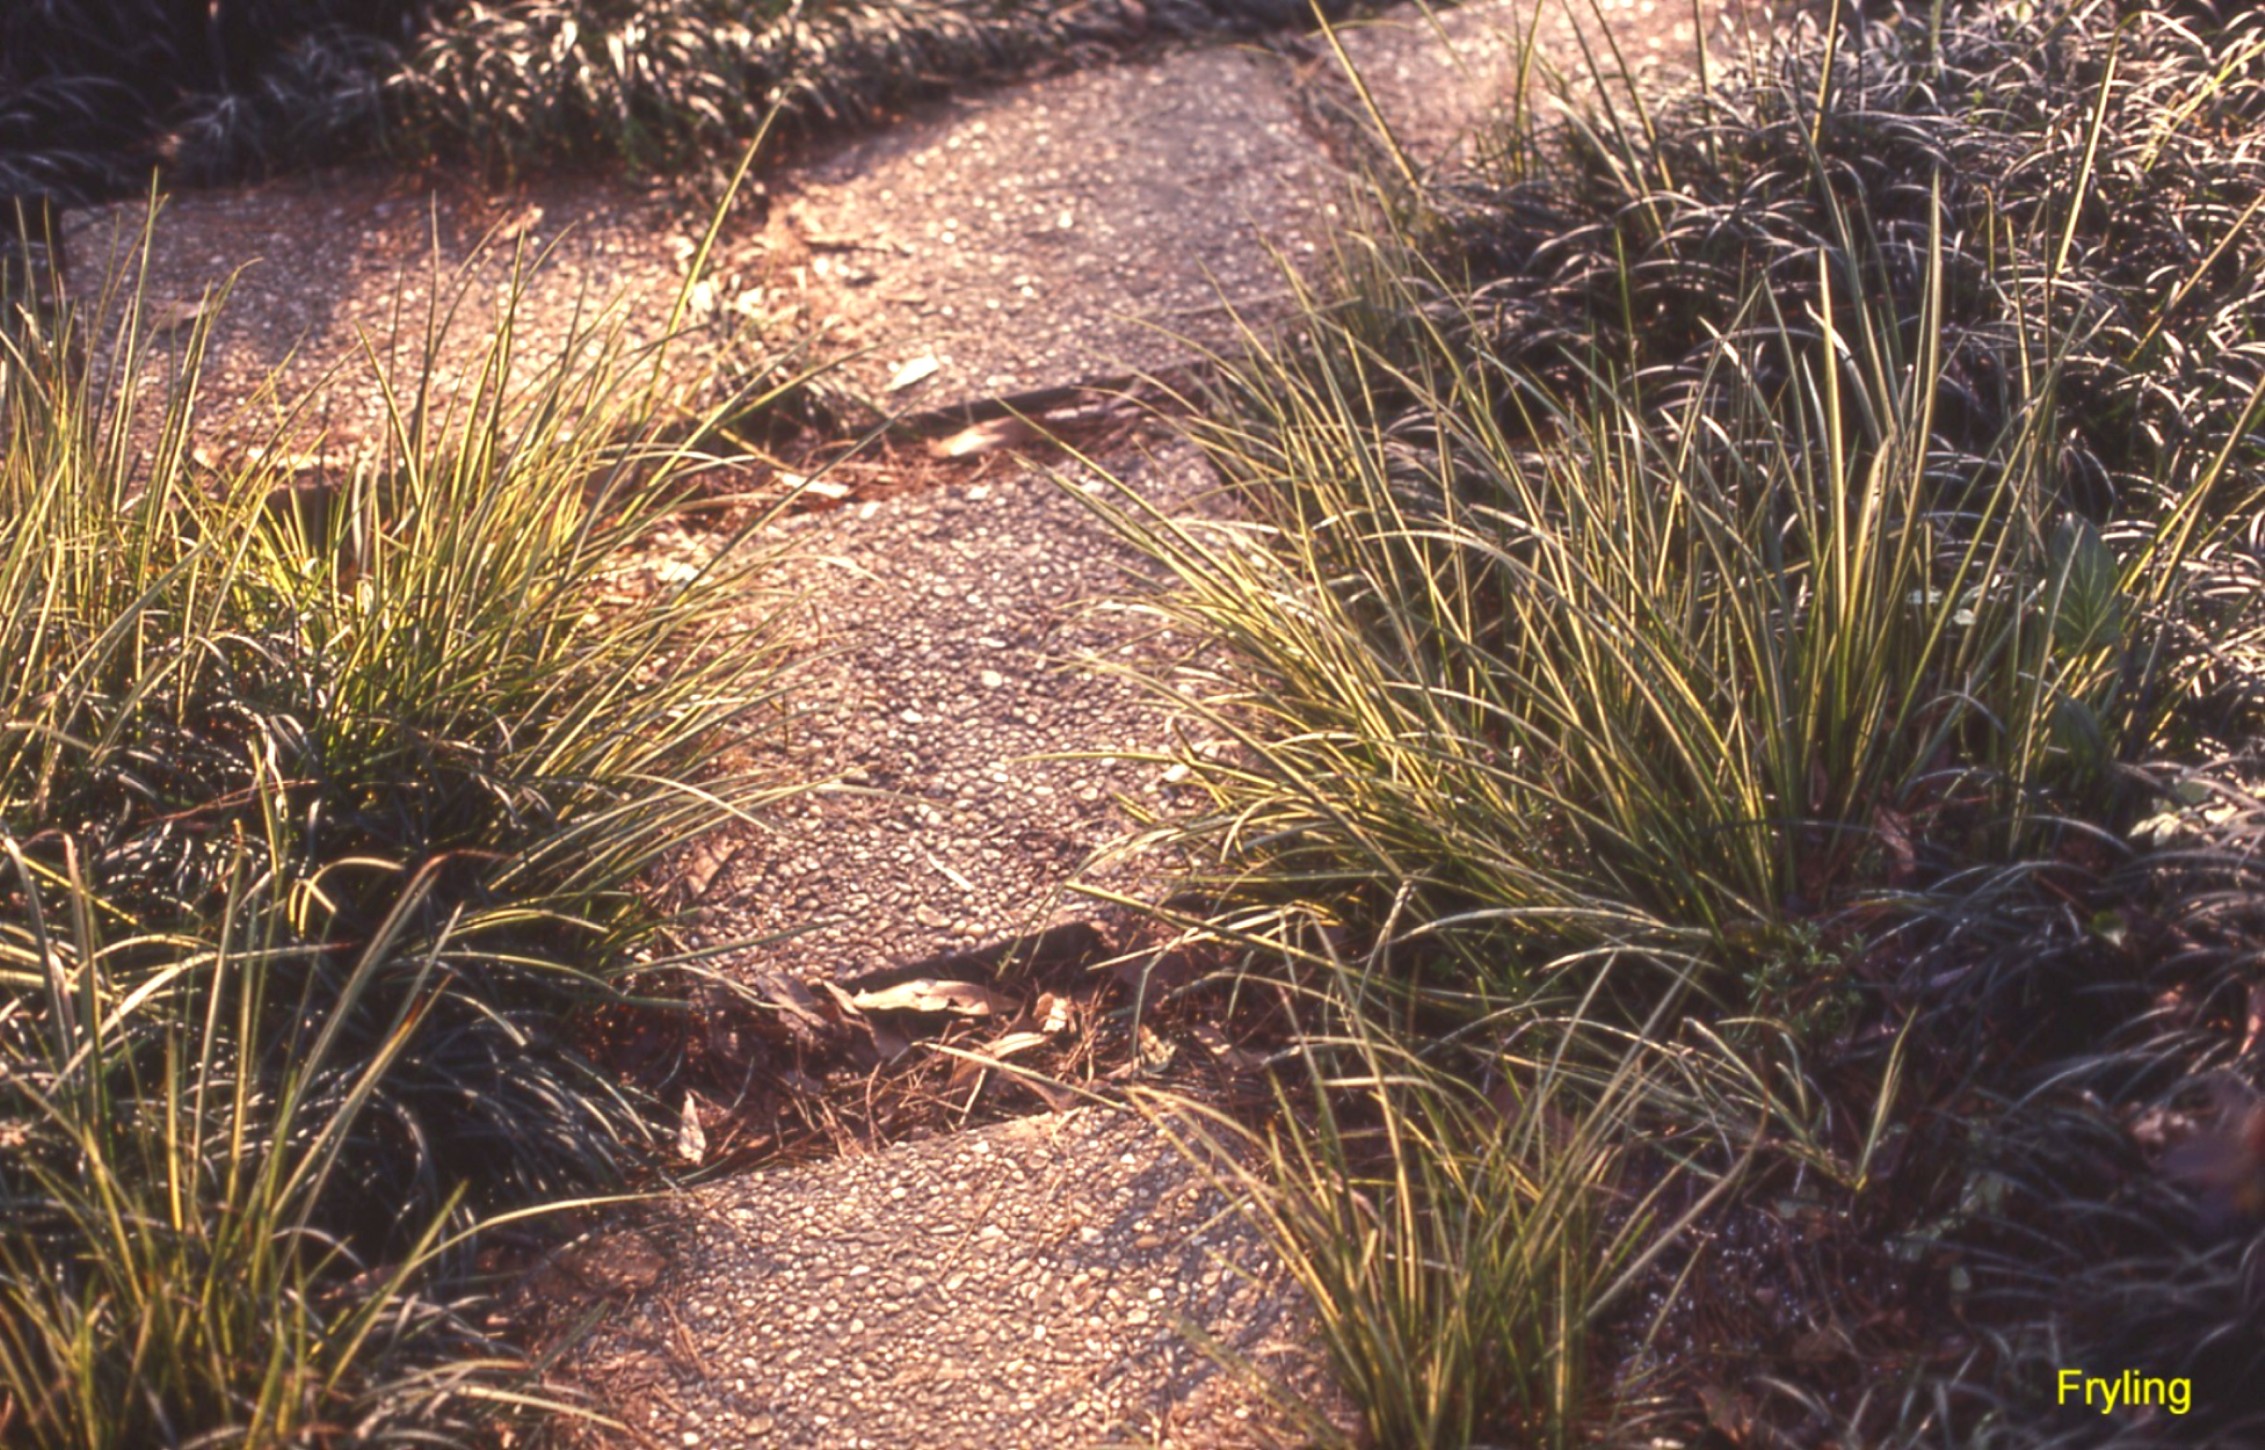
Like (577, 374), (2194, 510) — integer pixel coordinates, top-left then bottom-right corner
(0, 201), (804, 1447)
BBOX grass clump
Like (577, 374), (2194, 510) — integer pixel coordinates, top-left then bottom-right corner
(0, 218), (798, 1445)
(1133, 925), (1739, 1449)
(0, 1), (423, 196)
(1106, 182), (2246, 998)
(1087, 0), (2265, 1442)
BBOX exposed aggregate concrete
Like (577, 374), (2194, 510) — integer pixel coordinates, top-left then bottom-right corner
(562, 1109), (1342, 1449)
(679, 438), (1220, 989)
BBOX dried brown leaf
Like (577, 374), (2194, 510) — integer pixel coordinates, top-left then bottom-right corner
(985, 1030), (1051, 1060)
(676, 1092), (708, 1165)
(930, 416), (1042, 459)
(850, 978), (1013, 1016)
(886, 354), (940, 392)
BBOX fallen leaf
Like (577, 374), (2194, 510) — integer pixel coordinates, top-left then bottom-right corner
(851, 978), (1013, 1016)
(491, 202), (544, 244)
(2128, 1101), (2192, 1153)
(148, 298), (209, 336)
(1697, 1383), (1751, 1445)
(1875, 805), (1917, 885)
(813, 979), (914, 1059)
(930, 416), (1042, 458)
(1189, 1022), (1265, 1073)
(870, 1020), (912, 1061)
(813, 978), (864, 1018)
(984, 1030), (1051, 1060)
(943, 1042), (1077, 1108)
(887, 354), (941, 392)
(769, 976), (835, 1028)
(781, 470), (851, 500)
(556, 1229), (665, 1295)
(682, 836), (742, 898)
(767, 977), (837, 1052)
(676, 1093), (707, 1165)
(2161, 1086), (2265, 1225)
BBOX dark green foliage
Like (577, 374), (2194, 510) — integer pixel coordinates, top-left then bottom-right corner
(1432, 0), (2265, 525)
(0, 1), (433, 198)
(1, 0), (1360, 199)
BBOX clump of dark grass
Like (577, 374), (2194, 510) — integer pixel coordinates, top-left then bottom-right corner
(1435, 0), (2265, 530)
(0, 1), (435, 198)
(0, 199), (804, 1445)
(0, 850), (564, 1446)
(380, 0), (1360, 189)
(1814, 751), (2265, 1447)
(5, 0), (1361, 201)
